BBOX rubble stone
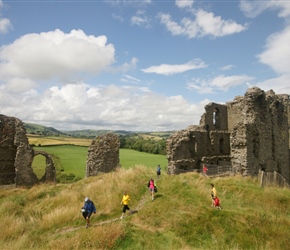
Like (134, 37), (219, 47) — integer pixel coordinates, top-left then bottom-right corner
(167, 87), (290, 184)
(86, 133), (120, 177)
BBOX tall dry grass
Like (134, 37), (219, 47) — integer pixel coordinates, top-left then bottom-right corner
(0, 166), (290, 250)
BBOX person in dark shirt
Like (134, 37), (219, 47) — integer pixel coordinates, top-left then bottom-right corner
(81, 197), (96, 228)
(156, 164), (161, 179)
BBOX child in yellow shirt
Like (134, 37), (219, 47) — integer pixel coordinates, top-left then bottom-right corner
(120, 191), (132, 219)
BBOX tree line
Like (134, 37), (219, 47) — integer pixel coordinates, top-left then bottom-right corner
(119, 136), (167, 155)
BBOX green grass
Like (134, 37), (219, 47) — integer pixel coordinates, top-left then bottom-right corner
(33, 145), (88, 178)
(1, 167), (290, 250)
(119, 149), (167, 169)
(32, 146), (167, 179)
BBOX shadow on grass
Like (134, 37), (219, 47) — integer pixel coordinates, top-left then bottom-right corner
(153, 194), (163, 200)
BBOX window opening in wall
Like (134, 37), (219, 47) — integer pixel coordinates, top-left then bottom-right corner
(189, 136), (196, 157)
(32, 155), (46, 180)
(213, 108), (220, 128)
(205, 124), (209, 131)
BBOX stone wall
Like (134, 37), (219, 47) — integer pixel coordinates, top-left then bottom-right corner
(0, 114), (38, 186)
(200, 102), (228, 131)
(228, 87), (290, 182)
(167, 87), (290, 184)
(34, 151), (56, 183)
(167, 103), (231, 174)
(86, 133), (120, 177)
(0, 114), (56, 186)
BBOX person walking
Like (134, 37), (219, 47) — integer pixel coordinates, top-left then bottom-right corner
(81, 197), (96, 228)
(120, 191), (131, 219)
(211, 183), (217, 206)
(156, 164), (161, 179)
(203, 164), (208, 176)
(147, 178), (155, 201)
(211, 183), (222, 209)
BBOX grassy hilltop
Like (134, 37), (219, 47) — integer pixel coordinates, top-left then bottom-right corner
(1, 166), (290, 250)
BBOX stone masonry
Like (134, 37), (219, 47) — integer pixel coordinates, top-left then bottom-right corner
(34, 151), (56, 183)
(228, 87), (290, 182)
(167, 103), (231, 174)
(167, 87), (290, 184)
(86, 133), (120, 177)
(0, 114), (56, 187)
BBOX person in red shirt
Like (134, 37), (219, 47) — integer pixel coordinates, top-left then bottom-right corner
(203, 165), (208, 175)
(147, 178), (155, 201)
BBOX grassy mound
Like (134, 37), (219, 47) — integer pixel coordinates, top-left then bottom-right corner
(0, 166), (289, 250)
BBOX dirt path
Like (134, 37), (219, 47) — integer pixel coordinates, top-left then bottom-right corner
(58, 183), (154, 235)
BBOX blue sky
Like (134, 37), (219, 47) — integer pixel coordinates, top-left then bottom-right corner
(0, 0), (289, 131)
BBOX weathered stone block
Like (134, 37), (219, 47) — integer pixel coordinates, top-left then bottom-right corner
(86, 133), (120, 177)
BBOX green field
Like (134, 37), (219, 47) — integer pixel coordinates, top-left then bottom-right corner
(32, 145), (167, 179)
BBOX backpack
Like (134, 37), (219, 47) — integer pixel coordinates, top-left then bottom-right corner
(214, 197), (220, 207)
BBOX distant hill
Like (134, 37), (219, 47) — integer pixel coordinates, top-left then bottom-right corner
(24, 123), (175, 139)
(63, 129), (134, 138)
(24, 123), (67, 136)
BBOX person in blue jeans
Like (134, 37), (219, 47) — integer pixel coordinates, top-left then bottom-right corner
(81, 197), (96, 228)
(156, 164), (161, 179)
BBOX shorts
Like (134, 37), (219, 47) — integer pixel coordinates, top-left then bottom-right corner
(157, 171), (161, 176)
(82, 211), (92, 219)
(122, 204), (130, 213)
(150, 187), (154, 192)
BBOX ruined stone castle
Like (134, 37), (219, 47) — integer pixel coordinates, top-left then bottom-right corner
(2, 86), (290, 186)
(167, 87), (290, 184)
(0, 114), (55, 187)
(0, 114), (119, 186)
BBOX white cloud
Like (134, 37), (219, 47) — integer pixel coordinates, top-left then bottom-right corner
(187, 83), (215, 95)
(175, 0), (194, 9)
(107, 0), (152, 7)
(195, 10), (247, 37)
(0, 82), (203, 131)
(220, 65), (234, 71)
(141, 59), (207, 75)
(0, 29), (115, 82)
(131, 10), (151, 28)
(257, 25), (290, 74)
(115, 57), (138, 73)
(240, 1), (290, 99)
(112, 13), (125, 22)
(0, 0), (12, 34)
(121, 74), (141, 84)
(4, 78), (38, 93)
(240, 0), (290, 18)
(158, 9), (247, 38)
(158, 13), (185, 36)
(256, 74), (290, 95)
(0, 17), (12, 34)
(187, 74), (254, 94)
(209, 75), (254, 89)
